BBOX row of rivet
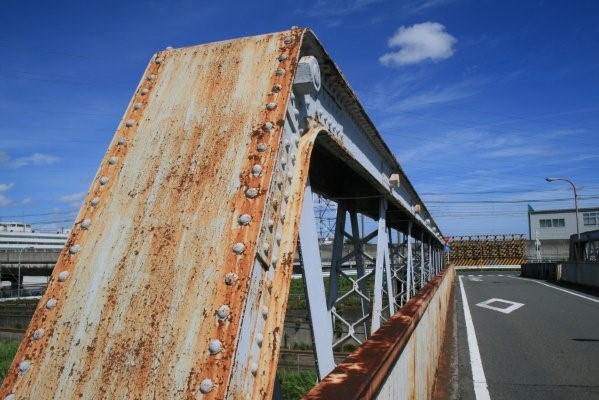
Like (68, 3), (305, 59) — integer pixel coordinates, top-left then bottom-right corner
(200, 39), (295, 396)
(7, 53), (166, 396)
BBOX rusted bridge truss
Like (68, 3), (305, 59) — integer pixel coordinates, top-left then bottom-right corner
(1, 29), (445, 399)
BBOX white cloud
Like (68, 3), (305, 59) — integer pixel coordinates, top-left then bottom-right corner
(57, 192), (86, 209)
(0, 183), (15, 206)
(11, 153), (60, 169)
(380, 22), (457, 66)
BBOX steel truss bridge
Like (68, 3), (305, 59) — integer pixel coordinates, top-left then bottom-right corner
(1, 29), (453, 399)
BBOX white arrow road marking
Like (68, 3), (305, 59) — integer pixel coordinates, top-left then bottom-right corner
(476, 298), (524, 314)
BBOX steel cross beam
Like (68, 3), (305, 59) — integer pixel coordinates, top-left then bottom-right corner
(0, 28), (445, 400)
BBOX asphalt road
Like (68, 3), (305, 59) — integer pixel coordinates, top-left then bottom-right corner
(454, 271), (599, 400)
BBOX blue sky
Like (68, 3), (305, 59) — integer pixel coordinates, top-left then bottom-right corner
(0, 0), (598, 237)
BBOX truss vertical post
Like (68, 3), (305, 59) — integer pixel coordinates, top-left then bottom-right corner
(428, 236), (433, 278)
(327, 205), (346, 311)
(349, 210), (370, 338)
(372, 198), (391, 333)
(406, 221), (414, 300)
(298, 178), (336, 379)
(420, 231), (425, 288)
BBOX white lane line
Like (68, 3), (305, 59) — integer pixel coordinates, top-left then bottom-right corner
(459, 276), (491, 400)
(509, 276), (599, 304)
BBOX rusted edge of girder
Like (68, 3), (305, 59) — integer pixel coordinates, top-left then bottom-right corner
(303, 265), (455, 400)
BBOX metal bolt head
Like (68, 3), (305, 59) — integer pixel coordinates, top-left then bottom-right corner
(147, 74), (156, 81)
(133, 102), (142, 110)
(251, 362), (259, 375)
(208, 339), (222, 355)
(263, 122), (274, 131)
(268, 219), (274, 230)
(272, 84), (282, 93)
(46, 298), (57, 310)
(245, 188), (258, 199)
(251, 165), (263, 177)
(125, 119), (135, 127)
(91, 197), (100, 207)
(232, 243), (245, 254)
(18, 360), (31, 373)
(276, 233), (282, 244)
(261, 306), (268, 317)
(141, 88), (149, 95)
(118, 137), (126, 145)
(99, 176), (109, 186)
(257, 142), (267, 152)
(238, 214), (251, 226)
(284, 36), (293, 45)
(109, 156), (118, 165)
(225, 272), (239, 286)
(58, 271), (69, 282)
(271, 255), (277, 266)
(283, 191), (289, 201)
(275, 69), (285, 77)
(199, 378), (213, 394)
(81, 219), (92, 230)
(266, 102), (277, 111)
(256, 333), (264, 346)
(217, 305), (230, 320)
(69, 244), (81, 255)
(155, 57), (163, 64)
(32, 328), (44, 340)
(278, 54), (289, 62)
(262, 242), (270, 254)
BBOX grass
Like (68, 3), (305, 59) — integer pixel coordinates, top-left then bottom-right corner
(0, 341), (20, 380)
(278, 370), (318, 399)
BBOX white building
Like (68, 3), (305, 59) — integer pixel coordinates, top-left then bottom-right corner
(528, 207), (599, 240)
(0, 222), (69, 250)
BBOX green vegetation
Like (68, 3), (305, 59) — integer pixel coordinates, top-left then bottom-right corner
(278, 370), (318, 400)
(0, 341), (20, 380)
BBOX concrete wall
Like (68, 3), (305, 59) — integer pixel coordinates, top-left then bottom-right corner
(561, 262), (599, 288)
(525, 239), (569, 261)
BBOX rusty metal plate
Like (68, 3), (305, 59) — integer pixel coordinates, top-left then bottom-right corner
(0, 29), (305, 400)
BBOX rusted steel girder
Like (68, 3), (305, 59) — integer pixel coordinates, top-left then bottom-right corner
(1, 28), (445, 400)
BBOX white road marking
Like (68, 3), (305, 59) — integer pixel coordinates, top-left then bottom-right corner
(476, 298), (524, 314)
(459, 276), (491, 400)
(469, 276), (483, 282)
(509, 276), (599, 304)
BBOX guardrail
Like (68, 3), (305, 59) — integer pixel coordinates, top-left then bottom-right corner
(304, 266), (455, 399)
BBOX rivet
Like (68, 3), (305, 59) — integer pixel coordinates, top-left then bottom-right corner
(32, 328), (44, 340)
(280, 211), (286, 222)
(208, 339), (222, 355)
(275, 69), (285, 77)
(266, 280), (273, 290)
(141, 88), (149, 95)
(81, 219), (91, 230)
(232, 243), (245, 254)
(133, 102), (142, 110)
(294, 137), (299, 146)
(199, 378), (213, 394)
(225, 272), (239, 286)
(147, 74), (156, 81)
(69, 244), (81, 255)
(284, 191), (289, 201)
(58, 271), (69, 282)
(257, 142), (267, 152)
(281, 158), (287, 168)
(251, 362), (258, 375)
(126, 119), (135, 127)
(256, 333), (264, 346)
(291, 154), (296, 164)
(290, 91), (295, 100)
(99, 176), (109, 186)
(118, 137), (126, 145)
(263, 243), (270, 254)
(238, 214), (252, 225)
(278, 54), (289, 62)
(287, 171), (293, 182)
(284, 139), (290, 148)
(18, 360), (31, 373)
(271, 255), (277, 266)
(276, 232), (282, 244)
(294, 108), (300, 116)
(268, 219), (274, 231)
(166, 46), (173, 50)
(217, 304), (230, 320)
(284, 36), (293, 45)
(272, 84), (282, 93)
(261, 306), (268, 317)
(245, 188), (259, 199)
(251, 165), (263, 177)
(46, 298), (57, 310)
(108, 156), (118, 165)
(263, 122), (274, 131)
(91, 197), (100, 207)
(266, 102), (277, 111)
(155, 57), (163, 64)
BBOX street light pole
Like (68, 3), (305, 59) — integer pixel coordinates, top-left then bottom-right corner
(546, 177), (581, 258)
(17, 246), (34, 298)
